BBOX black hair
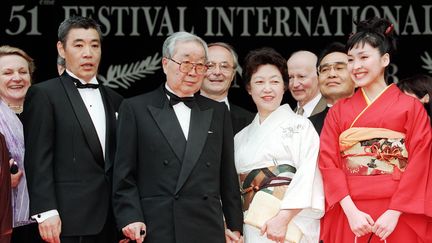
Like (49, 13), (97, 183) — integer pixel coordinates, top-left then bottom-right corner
(317, 42), (346, 68)
(346, 17), (397, 57)
(58, 16), (103, 45)
(242, 47), (288, 89)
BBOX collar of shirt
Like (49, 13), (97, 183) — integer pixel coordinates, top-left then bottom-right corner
(297, 93), (322, 117)
(218, 97), (230, 110)
(66, 70), (98, 86)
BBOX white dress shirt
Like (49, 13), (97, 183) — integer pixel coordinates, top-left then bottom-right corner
(297, 93), (322, 118)
(33, 70), (106, 223)
(165, 84), (192, 140)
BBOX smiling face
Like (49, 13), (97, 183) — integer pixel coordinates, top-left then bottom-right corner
(347, 42), (389, 89)
(57, 28), (101, 83)
(0, 54), (31, 106)
(162, 40), (207, 97)
(287, 52), (319, 107)
(201, 45), (235, 100)
(247, 64), (285, 121)
(318, 52), (355, 104)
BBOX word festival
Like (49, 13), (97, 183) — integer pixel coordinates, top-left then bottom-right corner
(5, 4), (432, 37)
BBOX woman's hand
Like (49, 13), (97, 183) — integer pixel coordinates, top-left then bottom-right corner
(372, 209), (401, 240)
(340, 196), (374, 237)
(260, 209), (300, 243)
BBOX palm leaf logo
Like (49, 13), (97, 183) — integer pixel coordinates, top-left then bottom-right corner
(99, 52), (162, 89)
(420, 51), (432, 74)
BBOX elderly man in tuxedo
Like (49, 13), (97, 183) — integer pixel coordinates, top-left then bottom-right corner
(112, 32), (243, 243)
(201, 42), (254, 134)
(23, 16), (123, 243)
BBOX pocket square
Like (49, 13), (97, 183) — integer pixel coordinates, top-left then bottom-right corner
(208, 130), (213, 134)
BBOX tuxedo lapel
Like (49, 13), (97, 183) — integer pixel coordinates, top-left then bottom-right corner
(59, 73), (104, 167)
(99, 86), (116, 172)
(148, 97), (187, 162)
(175, 104), (213, 194)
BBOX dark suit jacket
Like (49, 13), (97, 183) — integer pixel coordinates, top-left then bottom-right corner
(230, 103), (254, 135)
(23, 72), (123, 236)
(309, 106), (329, 135)
(113, 85), (243, 243)
(310, 96), (327, 117)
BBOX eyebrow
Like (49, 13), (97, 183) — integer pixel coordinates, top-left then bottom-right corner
(319, 61), (347, 68)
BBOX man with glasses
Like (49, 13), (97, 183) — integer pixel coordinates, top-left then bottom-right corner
(112, 32), (243, 243)
(309, 42), (356, 134)
(201, 42), (254, 134)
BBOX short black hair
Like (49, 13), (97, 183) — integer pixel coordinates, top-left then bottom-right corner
(242, 47), (288, 88)
(317, 42), (346, 68)
(58, 16), (102, 45)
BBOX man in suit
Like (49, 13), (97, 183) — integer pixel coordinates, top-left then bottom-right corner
(287, 50), (327, 117)
(113, 32), (243, 243)
(309, 42), (355, 134)
(23, 16), (123, 243)
(201, 42), (254, 134)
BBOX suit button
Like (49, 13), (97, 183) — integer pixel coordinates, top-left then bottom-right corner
(174, 195), (179, 200)
(163, 160), (169, 166)
(203, 194), (208, 200)
(206, 162), (211, 167)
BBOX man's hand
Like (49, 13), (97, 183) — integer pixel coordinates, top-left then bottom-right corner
(225, 229), (243, 243)
(122, 222), (146, 243)
(38, 215), (61, 243)
(9, 159), (23, 188)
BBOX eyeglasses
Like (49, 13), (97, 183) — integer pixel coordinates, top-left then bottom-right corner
(206, 62), (234, 74)
(318, 62), (348, 76)
(168, 58), (208, 75)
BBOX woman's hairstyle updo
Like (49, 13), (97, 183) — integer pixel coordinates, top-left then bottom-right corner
(346, 17), (397, 57)
(242, 47), (288, 89)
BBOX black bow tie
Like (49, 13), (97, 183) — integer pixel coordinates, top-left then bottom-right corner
(164, 87), (195, 108)
(74, 80), (100, 89)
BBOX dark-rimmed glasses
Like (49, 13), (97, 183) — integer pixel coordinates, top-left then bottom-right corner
(318, 62), (348, 76)
(168, 58), (208, 75)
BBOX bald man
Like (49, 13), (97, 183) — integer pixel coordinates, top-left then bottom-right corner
(287, 50), (326, 117)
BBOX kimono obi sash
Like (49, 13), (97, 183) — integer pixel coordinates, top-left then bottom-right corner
(339, 127), (408, 177)
(239, 164), (296, 211)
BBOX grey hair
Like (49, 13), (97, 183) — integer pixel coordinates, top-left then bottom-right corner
(162, 32), (208, 59)
(208, 42), (239, 69)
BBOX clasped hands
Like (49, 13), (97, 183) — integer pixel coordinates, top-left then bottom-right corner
(346, 209), (401, 241)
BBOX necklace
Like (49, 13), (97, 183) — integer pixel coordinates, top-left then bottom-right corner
(8, 104), (24, 114)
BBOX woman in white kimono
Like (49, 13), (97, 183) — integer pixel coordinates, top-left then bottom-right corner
(235, 48), (324, 243)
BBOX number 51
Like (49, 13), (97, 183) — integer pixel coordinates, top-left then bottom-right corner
(6, 5), (41, 35)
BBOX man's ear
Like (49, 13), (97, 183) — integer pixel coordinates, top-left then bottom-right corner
(57, 41), (65, 59)
(162, 57), (168, 75)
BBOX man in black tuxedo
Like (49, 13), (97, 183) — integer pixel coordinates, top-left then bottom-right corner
(201, 42), (254, 134)
(113, 32), (243, 243)
(309, 42), (355, 134)
(23, 16), (123, 243)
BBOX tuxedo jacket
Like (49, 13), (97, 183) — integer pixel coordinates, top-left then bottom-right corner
(113, 85), (243, 243)
(309, 106), (330, 135)
(23, 72), (123, 236)
(230, 103), (254, 135)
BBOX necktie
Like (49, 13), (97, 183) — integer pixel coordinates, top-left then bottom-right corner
(164, 87), (195, 109)
(297, 106), (304, 116)
(74, 80), (100, 89)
